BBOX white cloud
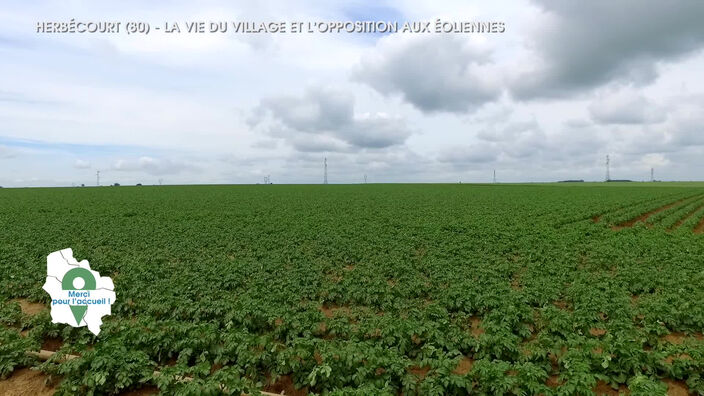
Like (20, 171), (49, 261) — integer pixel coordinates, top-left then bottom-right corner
(74, 159), (91, 169)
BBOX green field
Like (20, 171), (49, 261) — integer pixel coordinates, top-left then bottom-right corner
(2, 184), (704, 395)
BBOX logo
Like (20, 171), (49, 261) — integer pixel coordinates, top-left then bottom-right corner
(42, 248), (116, 335)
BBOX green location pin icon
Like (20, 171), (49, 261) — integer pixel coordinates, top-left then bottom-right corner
(61, 268), (97, 326)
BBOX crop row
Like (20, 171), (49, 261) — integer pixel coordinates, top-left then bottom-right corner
(644, 194), (703, 226)
(675, 204), (704, 234)
(599, 192), (698, 227)
(556, 189), (690, 227)
(653, 195), (704, 230)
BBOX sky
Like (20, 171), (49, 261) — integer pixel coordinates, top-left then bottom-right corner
(1, 0), (704, 187)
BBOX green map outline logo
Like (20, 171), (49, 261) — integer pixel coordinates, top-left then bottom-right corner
(61, 267), (97, 325)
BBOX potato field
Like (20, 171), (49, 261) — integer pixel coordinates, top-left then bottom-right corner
(1, 183), (704, 395)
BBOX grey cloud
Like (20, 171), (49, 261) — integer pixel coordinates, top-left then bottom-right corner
(563, 119), (592, 129)
(602, 100), (704, 156)
(513, 0), (704, 98)
(447, 117), (608, 171)
(589, 91), (666, 124)
(0, 145), (17, 159)
(290, 135), (351, 153)
(669, 111), (704, 146)
(354, 36), (501, 113)
(343, 114), (411, 148)
(250, 87), (412, 152)
(111, 156), (195, 175)
(251, 139), (279, 149)
(543, 129), (607, 163)
(475, 119), (551, 160)
(257, 88), (353, 132)
(438, 144), (499, 165)
(477, 120), (541, 142)
(503, 133), (548, 159)
(610, 127), (673, 156)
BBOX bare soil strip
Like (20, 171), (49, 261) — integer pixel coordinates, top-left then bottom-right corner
(669, 202), (704, 231)
(565, 196), (668, 227)
(592, 380), (629, 395)
(694, 215), (704, 234)
(12, 299), (46, 316)
(613, 198), (689, 230)
(452, 356), (473, 375)
(0, 368), (56, 396)
(664, 379), (690, 396)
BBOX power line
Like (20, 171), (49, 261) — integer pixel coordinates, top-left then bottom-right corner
(493, 169), (496, 183)
(323, 157), (328, 184)
(96, 170), (100, 186)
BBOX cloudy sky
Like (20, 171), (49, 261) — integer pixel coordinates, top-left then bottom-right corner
(2, 0), (704, 187)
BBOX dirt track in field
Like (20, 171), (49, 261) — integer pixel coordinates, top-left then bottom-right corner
(669, 203), (704, 231)
(612, 198), (688, 230)
(694, 215), (704, 234)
